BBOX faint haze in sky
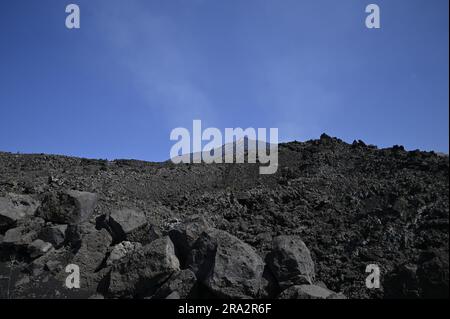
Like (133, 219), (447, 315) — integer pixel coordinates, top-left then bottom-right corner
(0, 0), (448, 161)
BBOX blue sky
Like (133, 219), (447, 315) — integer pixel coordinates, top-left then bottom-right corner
(0, 0), (448, 161)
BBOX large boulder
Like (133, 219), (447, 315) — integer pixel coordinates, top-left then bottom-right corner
(151, 269), (197, 299)
(98, 208), (157, 244)
(2, 218), (45, 249)
(266, 235), (315, 289)
(38, 224), (67, 248)
(27, 239), (53, 259)
(278, 284), (345, 299)
(0, 194), (40, 231)
(187, 229), (265, 298)
(107, 236), (180, 298)
(168, 215), (212, 265)
(106, 241), (142, 266)
(37, 190), (98, 224)
(70, 229), (112, 291)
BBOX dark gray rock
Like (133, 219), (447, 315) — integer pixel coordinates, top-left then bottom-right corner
(278, 284), (343, 299)
(267, 235), (315, 289)
(37, 190), (98, 224)
(107, 236), (180, 298)
(2, 218), (45, 248)
(152, 269), (197, 299)
(28, 239), (53, 258)
(168, 214), (212, 265)
(28, 247), (72, 276)
(38, 224), (67, 248)
(187, 229), (265, 298)
(98, 208), (157, 244)
(0, 194), (40, 231)
(106, 241), (142, 266)
(71, 229), (112, 291)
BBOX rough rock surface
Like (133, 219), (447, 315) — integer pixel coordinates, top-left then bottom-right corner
(0, 194), (39, 231)
(70, 228), (112, 291)
(37, 190), (98, 224)
(188, 229), (265, 298)
(106, 236), (180, 298)
(0, 136), (448, 299)
(266, 235), (315, 289)
(278, 284), (343, 299)
(151, 269), (197, 299)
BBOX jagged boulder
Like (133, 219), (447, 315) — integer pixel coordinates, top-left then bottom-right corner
(38, 224), (67, 248)
(71, 229), (112, 291)
(168, 214), (212, 264)
(37, 190), (98, 224)
(28, 239), (53, 259)
(0, 194), (40, 231)
(106, 241), (142, 266)
(266, 235), (315, 289)
(278, 284), (345, 299)
(151, 269), (197, 299)
(107, 236), (180, 298)
(187, 228), (265, 298)
(98, 208), (158, 244)
(2, 218), (45, 249)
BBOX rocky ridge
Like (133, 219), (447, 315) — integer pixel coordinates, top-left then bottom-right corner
(0, 134), (448, 298)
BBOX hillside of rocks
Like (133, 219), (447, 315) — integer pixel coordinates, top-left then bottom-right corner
(0, 134), (448, 299)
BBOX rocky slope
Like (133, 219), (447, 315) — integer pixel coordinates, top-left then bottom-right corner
(0, 134), (448, 299)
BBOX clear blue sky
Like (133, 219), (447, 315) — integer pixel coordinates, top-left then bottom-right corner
(0, 0), (448, 161)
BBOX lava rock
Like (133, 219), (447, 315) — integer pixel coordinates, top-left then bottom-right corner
(0, 194), (40, 231)
(106, 241), (142, 266)
(99, 208), (155, 244)
(37, 190), (98, 224)
(152, 269), (197, 299)
(187, 228), (265, 298)
(2, 218), (45, 249)
(266, 235), (315, 289)
(278, 284), (342, 299)
(71, 229), (112, 291)
(28, 239), (53, 259)
(38, 225), (67, 248)
(168, 214), (212, 265)
(107, 236), (180, 298)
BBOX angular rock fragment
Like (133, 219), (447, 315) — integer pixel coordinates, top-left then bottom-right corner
(106, 241), (142, 266)
(2, 218), (45, 249)
(187, 229), (264, 298)
(37, 190), (98, 224)
(107, 236), (180, 298)
(0, 194), (40, 231)
(152, 269), (197, 299)
(38, 224), (67, 248)
(98, 208), (157, 244)
(266, 235), (315, 289)
(168, 214), (212, 265)
(27, 247), (72, 276)
(278, 284), (344, 299)
(71, 229), (112, 291)
(28, 239), (53, 258)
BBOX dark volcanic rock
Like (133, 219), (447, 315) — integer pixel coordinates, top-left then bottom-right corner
(0, 194), (39, 232)
(187, 228), (265, 298)
(97, 208), (159, 244)
(37, 190), (98, 224)
(0, 136), (448, 299)
(168, 214), (212, 265)
(107, 236), (180, 298)
(151, 269), (197, 299)
(267, 235), (315, 289)
(38, 224), (67, 248)
(71, 228), (112, 291)
(278, 284), (345, 299)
